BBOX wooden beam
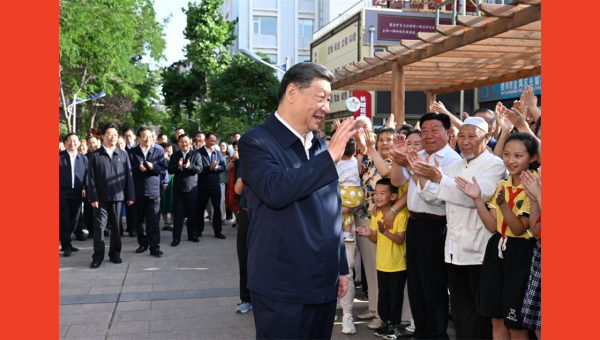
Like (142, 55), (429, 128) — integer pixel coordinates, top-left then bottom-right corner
(423, 57), (541, 65)
(375, 51), (398, 61)
(401, 40), (429, 50)
(437, 51), (541, 59)
(495, 30), (541, 40)
(511, 0), (541, 5)
(364, 57), (386, 65)
(473, 37), (541, 47)
(418, 33), (446, 44)
(387, 45), (410, 55)
(455, 45), (541, 53)
(436, 25), (469, 37)
(340, 84), (391, 91)
(431, 65), (542, 95)
(391, 62), (405, 125)
(479, 4), (522, 18)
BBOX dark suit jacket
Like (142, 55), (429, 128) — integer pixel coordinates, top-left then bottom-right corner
(239, 113), (348, 305)
(196, 147), (226, 189)
(87, 147), (135, 203)
(168, 150), (203, 193)
(59, 151), (88, 199)
(128, 146), (166, 197)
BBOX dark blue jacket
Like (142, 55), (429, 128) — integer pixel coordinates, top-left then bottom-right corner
(59, 151), (88, 199)
(128, 146), (166, 197)
(196, 147), (226, 189)
(168, 150), (203, 193)
(87, 146), (135, 202)
(239, 113), (348, 305)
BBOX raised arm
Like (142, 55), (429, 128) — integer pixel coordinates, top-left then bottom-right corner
(431, 101), (463, 129)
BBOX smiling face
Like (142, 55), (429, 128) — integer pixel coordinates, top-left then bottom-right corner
(103, 128), (119, 148)
(458, 125), (489, 161)
(374, 183), (398, 208)
(502, 140), (538, 176)
(179, 136), (191, 153)
(138, 129), (152, 148)
(420, 119), (448, 154)
(377, 132), (394, 159)
(294, 78), (331, 134)
(124, 130), (135, 146)
(219, 141), (228, 154)
(406, 133), (423, 152)
(65, 135), (79, 152)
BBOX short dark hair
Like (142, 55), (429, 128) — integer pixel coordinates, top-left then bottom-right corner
(376, 127), (397, 143)
(87, 135), (100, 142)
(101, 123), (118, 135)
(63, 132), (79, 142)
(177, 134), (189, 142)
(343, 138), (356, 157)
(504, 133), (540, 170)
(473, 108), (497, 126)
(376, 178), (398, 194)
(158, 133), (168, 140)
(397, 123), (414, 136)
(197, 130), (205, 137)
(206, 132), (217, 140)
(277, 62), (335, 103)
(232, 140), (238, 147)
(160, 142), (172, 149)
(175, 126), (185, 132)
(136, 127), (151, 137)
(419, 113), (451, 130)
(123, 128), (135, 135)
(231, 132), (240, 137)
(406, 130), (421, 139)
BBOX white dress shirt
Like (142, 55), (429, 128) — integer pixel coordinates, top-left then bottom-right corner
(406, 144), (462, 216)
(433, 150), (507, 265)
(68, 151), (77, 189)
(103, 145), (116, 159)
(275, 111), (314, 159)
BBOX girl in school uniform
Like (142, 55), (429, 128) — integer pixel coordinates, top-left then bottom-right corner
(455, 133), (540, 340)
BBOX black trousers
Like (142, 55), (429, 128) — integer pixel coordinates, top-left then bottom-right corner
(59, 196), (82, 249)
(250, 290), (336, 340)
(135, 195), (161, 249)
(197, 186), (222, 235)
(447, 264), (492, 340)
(82, 198), (95, 238)
(173, 191), (197, 241)
(406, 217), (450, 340)
(237, 209), (251, 303)
(92, 201), (123, 263)
(125, 199), (136, 232)
(377, 270), (407, 325)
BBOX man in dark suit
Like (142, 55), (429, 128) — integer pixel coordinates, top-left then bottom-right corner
(123, 128), (138, 237)
(87, 123), (135, 269)
(196, 131), (227, 239)
(59, 133), (88, 257)
(81, 135), (101, 239)
(168, 134), (203, 246)
(171, 127), (185, 153)
(238, 62), (356, 339)
(129, 127), (166, 257)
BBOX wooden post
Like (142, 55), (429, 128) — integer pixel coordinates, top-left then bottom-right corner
(426, 92), (436, 113)
(391, 62), (405, 125)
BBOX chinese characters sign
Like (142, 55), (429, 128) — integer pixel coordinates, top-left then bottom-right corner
(327, 32), (358, 55)
(352, 91), (372, 119)
(479, 76), (541, 102)
(378, 15), (451, 41)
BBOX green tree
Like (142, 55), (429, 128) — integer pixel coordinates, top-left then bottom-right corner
(198, 52), (279, 137)
(160, 61), (205, 124)
(59, 0), (166, 132)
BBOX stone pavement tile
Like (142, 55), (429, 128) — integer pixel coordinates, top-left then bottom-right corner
(187, 325), (256, 340)
(60, 303), (116, 315)
(125, 276), (181, 285)
(113, 308), (186, 322)
(108, 330), (189, 340)
(60, 294), (118, 305)
(59, 272), (99, 281)
(108, 321), (149, 335)
(59, 324), (70, 338)
(60, 287), (92, 296)
(64, 322), (109, 338)
(115, 301), (151, 312)
(209, 279), (239, 289)
(151, 298), (218, 310)
(59, 312), (113, 326)
(152, 282), (212, 292)
(216, 296), (240, 307)
(62, 278), (124, 288)
(181, 305), (237, 318)
(123, 272), (154, 280)
(121, 285), (153, 293)
(90, 285), (123, 295)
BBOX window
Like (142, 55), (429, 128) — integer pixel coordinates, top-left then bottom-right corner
(297, 55), (310, 63)
(266, 54), (277, 64)
(298, 19), (313, 38)
(253, 16), (277, 36)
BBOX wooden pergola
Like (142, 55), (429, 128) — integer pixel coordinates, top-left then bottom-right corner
(330, 0), (541, 123)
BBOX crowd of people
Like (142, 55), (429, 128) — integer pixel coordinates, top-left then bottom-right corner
(59, 60), (541, 340)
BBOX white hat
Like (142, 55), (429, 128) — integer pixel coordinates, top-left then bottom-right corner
(462, 117), (488, 133)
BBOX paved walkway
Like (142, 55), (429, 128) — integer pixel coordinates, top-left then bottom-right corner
(60, 219), (454, 339)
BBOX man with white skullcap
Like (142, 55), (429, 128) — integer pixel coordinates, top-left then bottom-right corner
(418, 116), (508, 339)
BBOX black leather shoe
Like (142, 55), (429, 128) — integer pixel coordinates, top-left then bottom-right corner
(110, 257), (123, 264)
(70, 247), (79, 252)
(90, 261), (101, 269)
(150, 249), (163, 257)
(135, 245), (149, 253)
(63, 248), (72, 257)
(197, 233), (202, 237)
(75, 235), (87, 241)
(214, 233), (226, 239)
(188, 237), (200, 243)
(171, 240), (180, 247)
(128, 231), (137, 238)
(232, 223), (237, 228)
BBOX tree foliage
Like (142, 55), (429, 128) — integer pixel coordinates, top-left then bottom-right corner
(160, 61), (205, 120)
(198, 52), (279, 137)
(59, 0), (167, 132)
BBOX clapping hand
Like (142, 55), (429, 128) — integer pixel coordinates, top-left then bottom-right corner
(377, 220), (387, 234)
(210, 160), (218, 170)
(355, 128), (367, 152)
(356, 224), (372, 237)
(496, 186), (507, 207)
(412, 154), (443, 184)
(521, 170), (541, 203)
(430, 101), (451, 115)
(327, 117), (357, 162)
(384, 113), (395, 128)
(393, 134), (407, 153)
(506, 108), (528, 131)
(332, 119), (341, 132)
(178, 157), (184, 167)
(364, 129), (376, 150)
(140, 161), (147, 172)
(183, 159), (191, 169)
(455, 176), (481, 199)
